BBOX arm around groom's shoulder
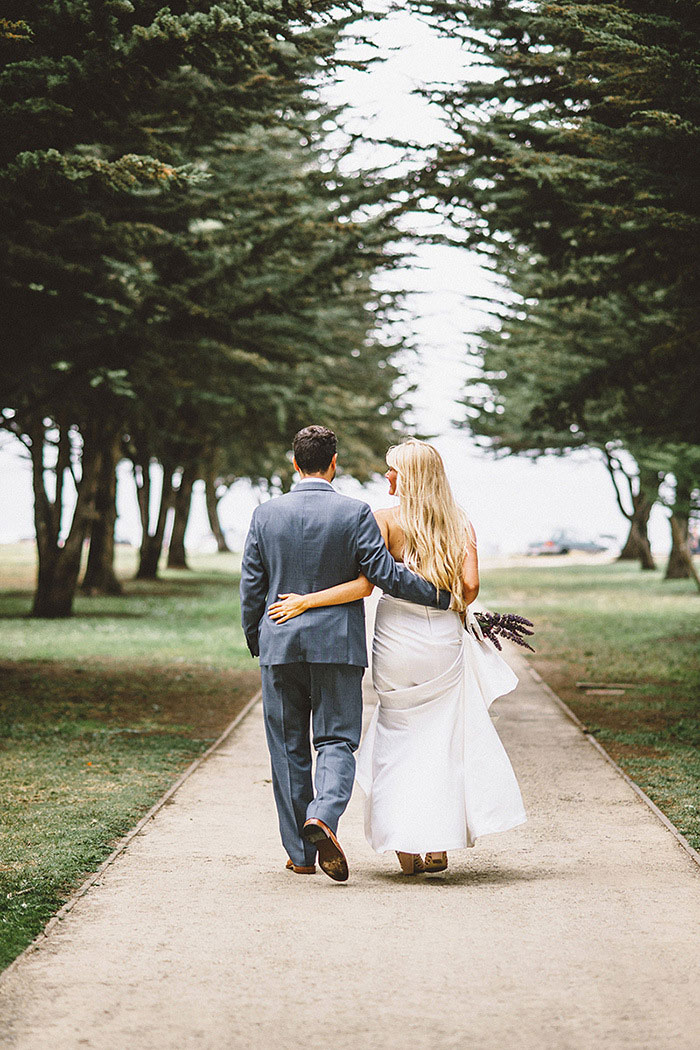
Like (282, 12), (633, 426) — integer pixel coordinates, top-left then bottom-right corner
(354, 502), (451, 610)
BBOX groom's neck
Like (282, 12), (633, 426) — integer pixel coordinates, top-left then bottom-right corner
(299, 470), (334, 483)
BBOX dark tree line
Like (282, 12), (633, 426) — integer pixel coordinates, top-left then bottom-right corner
(4, 2), (698, 614)
(1, 2), (413, 615)
(406, 0), (699, 584)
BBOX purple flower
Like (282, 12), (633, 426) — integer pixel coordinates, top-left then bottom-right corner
(469, 611), (535, 652)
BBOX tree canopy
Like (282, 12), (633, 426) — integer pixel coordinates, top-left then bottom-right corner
(404, 0), (699, 577)
(408, 0), (699, 446)
(2, 1), (698, 612)
(1, 1), (412, 613)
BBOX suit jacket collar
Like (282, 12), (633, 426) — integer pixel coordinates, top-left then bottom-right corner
(292, 479), (334, 492)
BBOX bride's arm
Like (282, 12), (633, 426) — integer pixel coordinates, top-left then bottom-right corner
(268, 574), (373, 623)
(269, 511), (391, 623)
(462, 525), (480, 607)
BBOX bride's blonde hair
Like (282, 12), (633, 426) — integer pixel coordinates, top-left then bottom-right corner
(386, 439), (475, 612)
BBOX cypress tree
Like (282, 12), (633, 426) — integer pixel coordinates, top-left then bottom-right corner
(407, 0), (699, 444)
(2, 2), (415, 605)
(401, 0), (699, 573)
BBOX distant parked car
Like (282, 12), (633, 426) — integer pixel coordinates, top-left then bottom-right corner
(526, 530), (613, 556)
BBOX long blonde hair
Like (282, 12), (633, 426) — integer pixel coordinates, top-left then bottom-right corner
(386, 439), (475, 612)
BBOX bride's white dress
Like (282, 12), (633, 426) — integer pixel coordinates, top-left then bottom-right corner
(355, 594), (526, 853)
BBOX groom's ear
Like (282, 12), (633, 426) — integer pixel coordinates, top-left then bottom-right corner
(292, 456), (300, 474)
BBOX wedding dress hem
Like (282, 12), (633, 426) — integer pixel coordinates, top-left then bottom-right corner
(366, 811), (528, 856)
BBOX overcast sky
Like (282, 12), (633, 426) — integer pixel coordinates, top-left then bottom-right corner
(0, 4), (672, 555)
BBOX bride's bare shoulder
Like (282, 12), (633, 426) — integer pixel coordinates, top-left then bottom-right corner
(374, 507), (404, 557)
(374, 506), (400, 532)
(373, 506), (398, 523)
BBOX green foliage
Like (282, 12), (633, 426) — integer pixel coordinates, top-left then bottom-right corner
(408, 0), (699, 449)
(1, 0), (410, 611)
(1, 1), (384, 427)
(1, 0), (405, 461)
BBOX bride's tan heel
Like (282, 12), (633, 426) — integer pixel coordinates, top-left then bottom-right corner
(396, 851), (425, 875)
(424, 851), (448, 873)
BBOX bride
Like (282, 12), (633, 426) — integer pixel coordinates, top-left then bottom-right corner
(268, 439), (526, 875)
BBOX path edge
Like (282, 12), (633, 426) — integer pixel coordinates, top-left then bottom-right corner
(0, 688), (262, 984)
(526, 664), (700, 868)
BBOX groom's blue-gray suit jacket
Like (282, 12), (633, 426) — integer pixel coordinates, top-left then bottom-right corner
(240, 479), (449, 666)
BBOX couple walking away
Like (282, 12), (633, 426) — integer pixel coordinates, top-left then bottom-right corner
(240, 426), (525, 881)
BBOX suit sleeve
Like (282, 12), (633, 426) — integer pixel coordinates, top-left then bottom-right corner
(239, 512), (268, 657)
(355, 504), (451, 610)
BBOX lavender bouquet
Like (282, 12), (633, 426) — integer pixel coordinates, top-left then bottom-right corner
(470, 611), (535, 652)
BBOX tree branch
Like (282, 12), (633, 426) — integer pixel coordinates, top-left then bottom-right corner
(602, 445), (633, 521)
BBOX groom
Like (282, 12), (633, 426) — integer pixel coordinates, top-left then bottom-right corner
(239, 425), (449, 881)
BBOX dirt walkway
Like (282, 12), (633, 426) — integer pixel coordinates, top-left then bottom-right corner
(1, 651), (698, 1049)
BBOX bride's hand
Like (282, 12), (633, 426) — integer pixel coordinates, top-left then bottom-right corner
(268, 593), (310, 623)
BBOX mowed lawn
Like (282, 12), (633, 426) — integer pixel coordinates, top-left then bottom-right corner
(0, 544), (260, 971)
(481, 557), (700, 851)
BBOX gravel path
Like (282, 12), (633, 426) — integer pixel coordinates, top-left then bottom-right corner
(1, 651), (698, 1049)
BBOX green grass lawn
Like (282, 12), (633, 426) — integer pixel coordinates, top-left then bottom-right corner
(0, 545), (260, 971)
(0, 544), (254, 665)
(481, 558), (700, 851)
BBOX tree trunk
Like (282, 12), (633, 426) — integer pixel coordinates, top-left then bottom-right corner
(638, 533), (656, 571)
(617, 519), (646, 560)
(30, 421), (102, 618)
(135, 459), (175, 580)
(32, 548), (85, 618)
(167, 465), (196, 569)
(204, 467), (231, 553)
(664, 474), (700, 589)
(603, 449), (658, 571)
(665, 514), (698, 583)
(616, 492), (655, 568)
(137, 537), (162, 580)
(81, 432), (123, 595)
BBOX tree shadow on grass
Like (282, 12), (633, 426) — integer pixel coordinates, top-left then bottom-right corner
(0, 608), (148, 620)
(0, 660), (260, 740)
(0, 572), (239, 618)
(128, 578), (233, 596)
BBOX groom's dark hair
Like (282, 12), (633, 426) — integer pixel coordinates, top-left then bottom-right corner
(293, 425), (337, 474)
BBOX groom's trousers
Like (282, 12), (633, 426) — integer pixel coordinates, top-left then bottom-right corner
(260, 662), (364, 867)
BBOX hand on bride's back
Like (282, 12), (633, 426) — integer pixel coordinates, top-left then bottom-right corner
(268, 593), (309, 623)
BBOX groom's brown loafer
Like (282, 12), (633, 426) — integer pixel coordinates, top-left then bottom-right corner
(302, 818), (349, 882)
(285, 858), (316, 875)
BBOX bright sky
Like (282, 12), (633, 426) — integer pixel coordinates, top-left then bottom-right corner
(0, 5), (672, 556)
